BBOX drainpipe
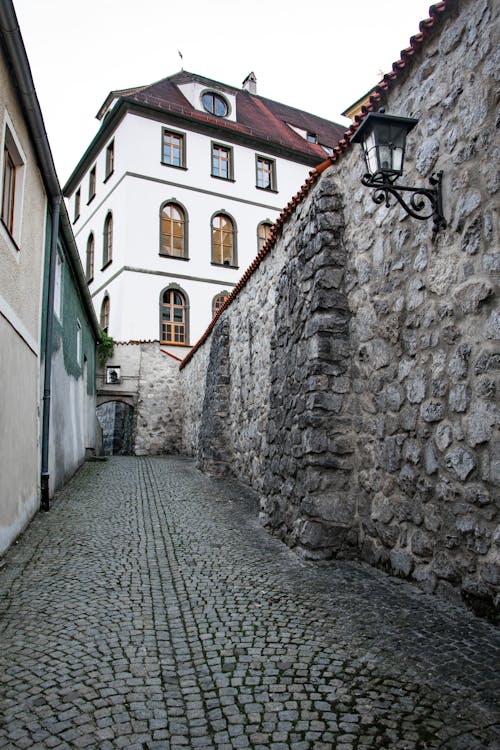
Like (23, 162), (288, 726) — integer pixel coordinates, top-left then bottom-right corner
(41, 195), (61, 511)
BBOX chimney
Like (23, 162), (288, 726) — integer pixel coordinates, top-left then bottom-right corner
(242, 72), (257, 95)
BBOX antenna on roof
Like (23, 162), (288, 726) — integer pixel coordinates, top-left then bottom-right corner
(178, 50), (184, 71)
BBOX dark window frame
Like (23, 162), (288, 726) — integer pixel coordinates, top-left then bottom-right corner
(159, 200), (189, 259)
(86, 232), (94, 282)
(161, 128), (187, 169)
(102, 212), (113, 269)
(160, 285), (190, 346)
(255, 155), (277, 192)
(201, 91), (229, 117)
(100, 295), (110, 332)
(211, 211), (238, 268)
(212, 290), (230, 317)
(88, 165), (96, 203)
(104, 140), (115, 181)
(211, 142), (234, 181)
(74, 188), (81, 223)
(257, 220), (273, 252)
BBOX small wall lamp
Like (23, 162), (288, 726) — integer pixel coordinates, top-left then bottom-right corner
(351, 111), (446, 237)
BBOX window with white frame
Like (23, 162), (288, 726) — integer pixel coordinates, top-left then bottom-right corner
(1, 120), (26, 244)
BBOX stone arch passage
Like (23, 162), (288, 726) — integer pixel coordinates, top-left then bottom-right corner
(96, 400), (134, 456)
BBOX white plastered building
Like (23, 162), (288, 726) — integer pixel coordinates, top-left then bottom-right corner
(64, 71), (345, 358)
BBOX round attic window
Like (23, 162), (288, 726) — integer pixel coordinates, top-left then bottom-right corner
(201, 91), (229, 117)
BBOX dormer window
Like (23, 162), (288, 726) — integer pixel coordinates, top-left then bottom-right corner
(201, 91), (229, 117)
(306, 132), (317, 143)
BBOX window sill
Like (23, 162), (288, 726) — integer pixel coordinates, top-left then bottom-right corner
(87, 195), (96, 205)
(73, 214), (80, 224)
(256, 185), (278, 194)
(103, 170), (114, 184)
(160, 341), (190, 347)
(101, 260), (112, 271)
(87, 276), (94, 284)
(211, 174), (235, 183)
(211, 261), (238, 270)
(159, 253), (190, 261)
(161, 162), (188, 171)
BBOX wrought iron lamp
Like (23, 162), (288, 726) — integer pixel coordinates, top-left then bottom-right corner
(351, 111), (446, 237)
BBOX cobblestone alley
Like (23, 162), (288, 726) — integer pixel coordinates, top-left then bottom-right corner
(0, 456), (498, 750)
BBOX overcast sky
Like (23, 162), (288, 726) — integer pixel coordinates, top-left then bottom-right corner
(13, 0), (435, 185)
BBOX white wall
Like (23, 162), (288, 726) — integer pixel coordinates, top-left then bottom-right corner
(68, 111), (316, 344)
(0, 45), (47, 553)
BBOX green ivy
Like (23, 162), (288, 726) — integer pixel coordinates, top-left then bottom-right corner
(98, 329), (114, 367)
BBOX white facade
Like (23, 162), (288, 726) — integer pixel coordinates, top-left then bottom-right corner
(0, 43), (46, 554)
(66, 83), (331, 355)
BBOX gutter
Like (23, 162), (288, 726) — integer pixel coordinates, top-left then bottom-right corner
(0, 1), (100, 509)
(40, 196), (61, 510)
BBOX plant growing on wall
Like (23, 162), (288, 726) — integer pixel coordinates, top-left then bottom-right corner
(98, 329), (114, 367)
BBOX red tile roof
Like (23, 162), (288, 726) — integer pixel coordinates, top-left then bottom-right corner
(106, 70), (345, 160)
(180, 0), (452, 370)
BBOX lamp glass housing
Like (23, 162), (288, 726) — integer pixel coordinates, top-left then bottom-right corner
(352, 112), (418, 183)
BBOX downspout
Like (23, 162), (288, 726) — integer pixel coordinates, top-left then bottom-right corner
(40, 195), (61, 511)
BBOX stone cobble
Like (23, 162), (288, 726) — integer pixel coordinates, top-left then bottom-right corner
(0, 456), (498, 749)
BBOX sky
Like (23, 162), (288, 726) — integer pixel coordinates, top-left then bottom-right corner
(13, 0), (436, 185)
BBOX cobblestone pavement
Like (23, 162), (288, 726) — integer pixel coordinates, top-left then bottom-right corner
(0, 456), (499, 750)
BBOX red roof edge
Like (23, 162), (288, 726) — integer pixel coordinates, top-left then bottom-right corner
(160, 348), (184, 362)
(179, 0), (452, 371)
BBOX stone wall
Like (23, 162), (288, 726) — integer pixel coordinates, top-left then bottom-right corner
(181, 0), (499, 614)
(333, 0), (499, 612)
(134, 344), (184, 455)
(97, 342), (184, 456)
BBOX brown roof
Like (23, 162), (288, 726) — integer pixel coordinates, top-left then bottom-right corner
(180, 0), (452, 370)
(103, 70), (345, 159)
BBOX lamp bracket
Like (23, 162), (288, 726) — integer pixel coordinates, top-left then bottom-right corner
(361, 170), (446, 238)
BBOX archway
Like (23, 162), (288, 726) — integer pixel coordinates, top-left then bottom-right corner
(96, 400), (134, 455)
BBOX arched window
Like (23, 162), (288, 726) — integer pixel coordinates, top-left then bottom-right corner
(160, 288), (188, 345)
(103, 212), (113, 267)
(211, 213), (236, 266)
(100, 295), (110, 332)
(257, 221), (273, 251)
(212, 291), (230, 317)
(86, 233), (94, 281)
(160, 202), (187, 258)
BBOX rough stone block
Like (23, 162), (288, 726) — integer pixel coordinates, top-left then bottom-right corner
(298, 519), (347, 551)
(389, 549), (414, 577)
(420, 400), (445, 422)
(435, 422), (453, 452)
(300, 493), (355, 526)
(445, 447), (477, 480)
(454, 279), (493, 313)
(411, 529), (434, 560)
(449, 384), (470, 413)
(479, 562), (500, 586)
(432, 552), (460, 583)
(465, 401), (498, 447)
